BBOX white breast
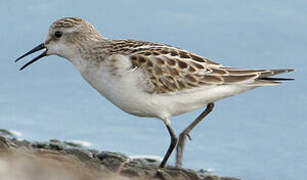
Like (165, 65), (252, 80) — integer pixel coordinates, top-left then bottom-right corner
(75, 55), (166, 118)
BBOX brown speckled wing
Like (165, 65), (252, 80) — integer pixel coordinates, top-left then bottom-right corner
(128, 47), (264, 94)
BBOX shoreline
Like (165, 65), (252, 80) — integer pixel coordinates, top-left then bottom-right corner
(0, 129), (241, 180)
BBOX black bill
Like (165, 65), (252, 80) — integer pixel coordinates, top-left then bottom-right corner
(15, 43), (47, 71)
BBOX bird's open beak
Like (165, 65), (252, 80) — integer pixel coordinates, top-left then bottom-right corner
(15, 43), (47, 71)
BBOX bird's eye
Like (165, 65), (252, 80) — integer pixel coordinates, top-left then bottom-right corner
(54, 31), (62, 38)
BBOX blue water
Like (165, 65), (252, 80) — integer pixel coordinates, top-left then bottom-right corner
(1, 1), (306, 179)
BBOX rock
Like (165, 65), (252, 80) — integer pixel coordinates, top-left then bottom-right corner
(0, 132), (241, 180)
(0, 129), (15, 138)
(0, 136), (10, 150)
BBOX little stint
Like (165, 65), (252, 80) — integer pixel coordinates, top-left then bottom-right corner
(15, 17), (294, 168)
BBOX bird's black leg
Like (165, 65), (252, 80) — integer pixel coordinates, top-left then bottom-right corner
(176, 103), (215, 167)
(159, 121), (178, 168)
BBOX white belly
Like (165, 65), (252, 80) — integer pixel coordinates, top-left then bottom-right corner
(79, 63), (256, 121)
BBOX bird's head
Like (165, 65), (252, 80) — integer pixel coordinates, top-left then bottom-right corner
(15, 17), (102, 70)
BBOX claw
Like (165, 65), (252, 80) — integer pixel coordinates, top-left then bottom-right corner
(187, 134), (192, 141)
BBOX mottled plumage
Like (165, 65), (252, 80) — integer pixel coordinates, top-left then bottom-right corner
(15, 17), (294, 169)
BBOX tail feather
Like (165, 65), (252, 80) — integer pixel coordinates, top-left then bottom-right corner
(256, 68), (294, 85)
(259, 77), (294, 81)
(221, 67), (294, 86)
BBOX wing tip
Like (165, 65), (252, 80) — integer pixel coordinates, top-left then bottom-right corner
(284, 68), (295, 73)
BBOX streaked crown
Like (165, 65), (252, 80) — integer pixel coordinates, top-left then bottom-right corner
(49, 17), (99, 34)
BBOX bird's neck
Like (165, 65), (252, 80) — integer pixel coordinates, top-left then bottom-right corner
(69, 36), (112, 73)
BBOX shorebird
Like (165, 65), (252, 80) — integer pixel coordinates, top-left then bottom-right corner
(15, 17), (294, 168)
